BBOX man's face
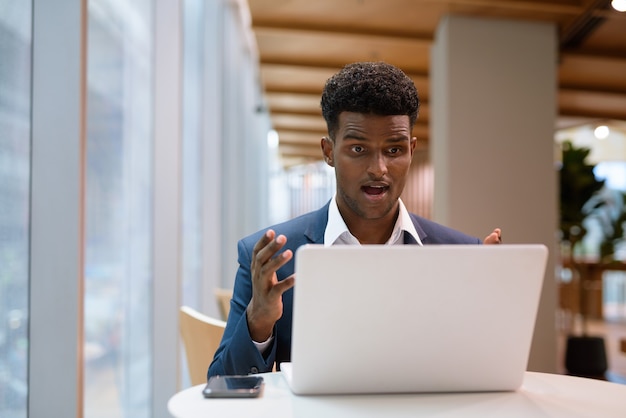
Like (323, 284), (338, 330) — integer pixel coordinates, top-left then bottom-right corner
(322, 111), (416, 224)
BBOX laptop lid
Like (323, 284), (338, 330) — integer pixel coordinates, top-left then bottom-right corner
(282, 244), (548, 395)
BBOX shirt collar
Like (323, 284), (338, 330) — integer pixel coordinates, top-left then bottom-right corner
(324, 196), (423, 246)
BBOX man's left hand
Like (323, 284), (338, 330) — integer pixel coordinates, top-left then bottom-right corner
(483, 228), (502, 244)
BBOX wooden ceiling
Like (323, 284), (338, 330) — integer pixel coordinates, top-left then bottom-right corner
(247, 0), (626, 167)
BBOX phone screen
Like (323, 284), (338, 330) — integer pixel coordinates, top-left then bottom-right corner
(202, 375), (264, 398)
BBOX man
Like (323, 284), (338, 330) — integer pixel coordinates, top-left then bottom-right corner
(208, 62), (501, 377)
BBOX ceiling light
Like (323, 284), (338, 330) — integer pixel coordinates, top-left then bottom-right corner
(612, 0), (626, 12)
(594, 125), (610, 140)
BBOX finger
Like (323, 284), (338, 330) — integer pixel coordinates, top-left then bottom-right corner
(493, 228), (502, 243)
(252, 237), (291, 292)
(252, 229), (275, 259)
(251, 230), (275, 271)
(273, 274), (295, 296)
(259, 248), (293, 279)
(252, 232), (285, 277)
(483, 232), (500, 245)
(255, 234), (288, 267)
(250, 231), (275, 290)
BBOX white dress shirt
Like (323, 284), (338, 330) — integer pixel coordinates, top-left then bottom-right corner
(324, 195), (422, 246)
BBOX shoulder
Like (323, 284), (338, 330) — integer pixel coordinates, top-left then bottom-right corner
(409, 213), (481, 244)
(240, 203), (329, 250)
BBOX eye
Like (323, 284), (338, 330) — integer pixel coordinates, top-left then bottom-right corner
(351, 145), (365, 153)
(388, 147), (403, 155)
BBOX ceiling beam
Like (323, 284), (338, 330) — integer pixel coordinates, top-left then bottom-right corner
(413, 0), (583, 14)
(254, 27), (431, 74)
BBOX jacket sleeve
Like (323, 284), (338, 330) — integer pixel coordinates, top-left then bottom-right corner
(207, 238), (277, 377)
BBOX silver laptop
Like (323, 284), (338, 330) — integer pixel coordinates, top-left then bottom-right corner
(281, 244), (548, 395)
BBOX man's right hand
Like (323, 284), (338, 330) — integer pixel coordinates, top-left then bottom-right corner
(246, 229), (295, 343)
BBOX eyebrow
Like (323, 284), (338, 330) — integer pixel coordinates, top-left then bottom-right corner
(386, 136), (409, 143)
(343, 133), (367, 141)
(342, 133), (409, 142)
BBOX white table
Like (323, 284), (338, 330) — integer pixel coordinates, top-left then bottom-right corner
(168, 371), (626, 417)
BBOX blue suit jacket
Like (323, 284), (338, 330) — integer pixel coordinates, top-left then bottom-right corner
(208, 201), (481, 377)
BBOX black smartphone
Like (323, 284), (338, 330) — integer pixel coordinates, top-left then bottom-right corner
(202, 375), (264, 398)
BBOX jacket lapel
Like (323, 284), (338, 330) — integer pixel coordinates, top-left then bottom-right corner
(409, 213), (428, 244)
(304, 201), (330, 244)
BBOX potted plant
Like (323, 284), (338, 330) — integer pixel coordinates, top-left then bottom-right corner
(558, 140), (608, 377)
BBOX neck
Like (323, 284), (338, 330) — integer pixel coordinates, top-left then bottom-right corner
(339, 204), (399, 245)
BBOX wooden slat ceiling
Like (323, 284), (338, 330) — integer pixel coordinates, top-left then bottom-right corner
(247, 0), (626, 167)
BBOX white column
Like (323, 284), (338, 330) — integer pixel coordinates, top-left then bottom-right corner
(30, 0), (86, 416)
(201, 0), (224, 316)
(431, 15), (558, 372)
(153, 0), (182, 415)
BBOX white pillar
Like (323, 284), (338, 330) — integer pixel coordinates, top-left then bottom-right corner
(153, 0), (182, 415)
(30, 0), (86, 416)
(431, 15), (558, 372)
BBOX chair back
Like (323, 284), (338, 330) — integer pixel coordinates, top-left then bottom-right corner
(214, 288), (233, 321)
(179, 306), (226, 386)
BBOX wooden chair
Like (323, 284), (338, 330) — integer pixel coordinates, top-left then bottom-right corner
(214, 288), (233, 321)
(179, 306), (226, 386)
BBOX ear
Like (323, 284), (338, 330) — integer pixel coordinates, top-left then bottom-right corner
(409, 136), (417, 157)
(321, 136), (335, 167)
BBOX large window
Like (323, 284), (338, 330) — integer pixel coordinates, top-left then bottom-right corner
(0, 2), (32, 417)
(84, 0), (154, 416)
(2, 0), (275, 414)
(181, 0), (205, 311)
(179, 0), (274, 313)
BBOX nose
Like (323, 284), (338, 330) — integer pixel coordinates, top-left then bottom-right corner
(367, 152), (388, 179)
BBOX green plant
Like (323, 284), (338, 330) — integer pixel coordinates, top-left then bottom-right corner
(559, 140), (605, 253)
(559, 140), (626, 337)
(583, 188), (626, 263)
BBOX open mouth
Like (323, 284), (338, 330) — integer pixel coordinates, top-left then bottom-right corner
(362, 185), (388, 196)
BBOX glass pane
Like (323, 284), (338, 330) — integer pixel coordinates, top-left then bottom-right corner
(180, 0), (203, 388)
(181, 0), (203, 310)
(0, 1), (32, 417)
(84, 0), (153, 417)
